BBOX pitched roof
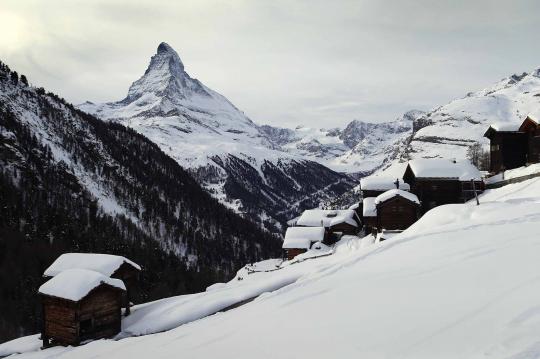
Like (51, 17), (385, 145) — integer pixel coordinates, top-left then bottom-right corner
(282, 227), (325, 249)
(39, 269), (126, 301)
(44, 253), (141, 278)
(360, 177), (410, 191)
(406, 159), (482, 180)
(374, 189), (420, 206)
(296, 209), (358, 228)
(362, 197), (376, 217)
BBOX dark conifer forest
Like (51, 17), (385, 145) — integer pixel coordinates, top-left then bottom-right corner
(0, 61), (281, 342)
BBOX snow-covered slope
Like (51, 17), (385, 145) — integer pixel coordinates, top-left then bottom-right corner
(380, 68), (540, 176)
(79, 43), (354, 231)
(260, 110), (423, 174)
(6, 176), (540, 358)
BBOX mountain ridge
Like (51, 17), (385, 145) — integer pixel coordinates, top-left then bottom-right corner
(79, 43), (356, 232)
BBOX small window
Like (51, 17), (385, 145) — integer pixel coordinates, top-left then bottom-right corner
(491, 144), (500, 151)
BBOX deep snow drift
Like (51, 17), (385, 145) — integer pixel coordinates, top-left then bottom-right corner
(4, 176), (540, 358)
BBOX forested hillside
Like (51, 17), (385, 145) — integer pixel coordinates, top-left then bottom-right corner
(0, 61), (280, 342)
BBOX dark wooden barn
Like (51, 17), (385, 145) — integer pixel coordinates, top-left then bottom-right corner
(484, 123), (527, 173)
(484, 116), (540, 174)
(39, 269), (126, 347)
(403, 159), (483, 213)
(375, 189), (420, 231)
(44, 253), (141, 315)
(519, 116), (540, 164)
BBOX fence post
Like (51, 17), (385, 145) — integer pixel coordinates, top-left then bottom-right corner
(471, 179), (480, 206)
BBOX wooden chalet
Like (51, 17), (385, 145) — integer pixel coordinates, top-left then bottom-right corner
(39, 269), (126, 347)
(375, 189), (420, 231)
(282, 226), (326, 260)
(520, 116), (540, 164)
(296, 209), (360, 237)
(362, 197), (377, 235)
(484, 116), (540, 173)
(44, 253), (141, 315)
(359, 176), (410, 198)
(403, 159), (483, 213)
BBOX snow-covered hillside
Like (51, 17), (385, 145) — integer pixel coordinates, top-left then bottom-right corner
(79, 43), (354, 231)
(5, 175), (540, 358)
(381, 68), (540, 176)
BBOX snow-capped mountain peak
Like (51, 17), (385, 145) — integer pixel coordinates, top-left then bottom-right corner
(124, 42), (212, 104)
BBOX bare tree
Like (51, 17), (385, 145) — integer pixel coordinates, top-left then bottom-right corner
(467, 142), (490, 170)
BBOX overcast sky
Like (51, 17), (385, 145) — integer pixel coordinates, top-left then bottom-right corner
(1, 0), (540, 128)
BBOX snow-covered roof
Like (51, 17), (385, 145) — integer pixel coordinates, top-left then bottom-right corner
(44, 253), (141, 278)
(348, 203), (360, 210)
(282, 227), (326, 249)
(487, 122), (521, 132)
(362, 197), (376, 217)
(39, 269), (126, 301)
(296, 209), (358, 228)
(360, 176), (410, 191)
(406, 159), (482, 180)
(374, 189), (420, 205)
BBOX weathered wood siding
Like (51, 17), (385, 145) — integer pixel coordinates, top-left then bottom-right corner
(78, 286), (122, 342)
(112, 262), (140, 313)
(42, 297), (78, 345)
(286, 248), (307, 261)
(376, 197), (419, 231)
(488, 132), (527, 173)
(329, 222), (358, 235)
(42, 284), (123, 346)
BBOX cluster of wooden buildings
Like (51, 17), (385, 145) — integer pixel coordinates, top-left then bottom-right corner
(282, 157), (485, 259)
(282, 209), (361, 260)
(360, 158), (483, 236)
(38, 253), (141, 347)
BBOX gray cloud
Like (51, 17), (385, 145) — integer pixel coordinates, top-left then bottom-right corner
(1, 0), (539, 127)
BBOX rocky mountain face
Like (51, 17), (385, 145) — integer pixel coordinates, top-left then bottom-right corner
(0, 61), (281, 341)
(80, 43), (355, 232)
(379, 67), (540, 176)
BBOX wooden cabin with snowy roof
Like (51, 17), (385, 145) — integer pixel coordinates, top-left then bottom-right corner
(521, 116), (540, 164)
(403, 159), (483, 213)
(39, 269), (125, 347)
(282, 227), (326, 260)
(375, 189), (420, 231)
(296, 209), (360, 238)
(44, 253), (141, 315)
(359, 176), (410, 198)
(484, 116), (540, 173)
